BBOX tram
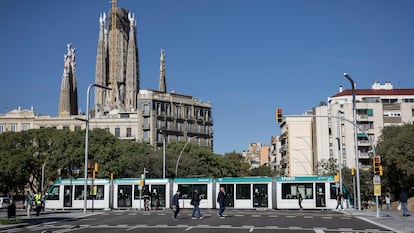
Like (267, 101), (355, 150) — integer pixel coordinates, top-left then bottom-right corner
(45, 176), (341, 210)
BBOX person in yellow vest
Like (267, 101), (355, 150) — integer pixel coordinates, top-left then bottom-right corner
(35, 191), (42, 216)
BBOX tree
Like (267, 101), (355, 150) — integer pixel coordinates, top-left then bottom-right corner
(376, 123), (414, 197)
(318, 157), (338, 176)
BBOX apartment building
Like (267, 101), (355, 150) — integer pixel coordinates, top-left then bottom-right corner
(275, 82), (414, 175)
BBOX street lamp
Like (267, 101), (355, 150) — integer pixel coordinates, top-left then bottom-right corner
(175, 136), (198, 177)
(343, 73), (361, 211)
(158, 129), (166, 179)
(41, 162), (47, 192)
(83, 83), (111, 214)
(336, 111), (344, 195)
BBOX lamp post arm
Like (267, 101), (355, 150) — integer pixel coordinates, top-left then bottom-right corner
(175, 138), (192, 177)
(83, 83), (111, 214)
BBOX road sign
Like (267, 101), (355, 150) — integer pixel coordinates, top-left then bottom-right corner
(373, 175), (381, 185)
(373, 184), (381, 196)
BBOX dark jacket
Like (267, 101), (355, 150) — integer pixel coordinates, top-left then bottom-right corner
(217, 191), (225, 206)
(399, 192), (408, 203)
(192, 192), (201, 206)
(172, 193), (180, 206)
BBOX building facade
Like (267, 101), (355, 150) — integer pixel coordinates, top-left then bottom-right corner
(242, 142), (270, 168)
(0, 2), (213, 151)
(275, 82), (414, 175)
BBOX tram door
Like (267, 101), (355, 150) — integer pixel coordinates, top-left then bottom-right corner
(63, 185), (72, 207)
(151, 185), (166, 208)
(253, 184), (268, 208)
(118, 185), (132, 208)
(316, 183), (326, 208)
(220, 184), (234, 207)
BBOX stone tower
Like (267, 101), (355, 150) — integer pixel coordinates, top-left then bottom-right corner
(58, 44), (78, 116)
(158, 49), (166, 93)
(94, 1), (140, 115)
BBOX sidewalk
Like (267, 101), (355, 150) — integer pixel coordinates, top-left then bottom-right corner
(0, 209), (99, 231)
(342, 208), (414, 233)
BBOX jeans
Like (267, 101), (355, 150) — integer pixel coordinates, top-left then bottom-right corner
(173, 205), (180, 218)
(218, 204), (225, 216)
(401, 202), (408, 216)
(192, 205), (202, 217)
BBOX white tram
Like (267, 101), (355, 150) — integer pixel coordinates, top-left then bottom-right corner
(45, 175), (342, 210)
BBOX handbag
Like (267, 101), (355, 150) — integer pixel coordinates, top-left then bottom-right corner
(190, 200), (194, 205)
(397, 203), (401, 211)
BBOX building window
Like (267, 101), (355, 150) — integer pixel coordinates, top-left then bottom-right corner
(22, 123), (30, 131)
(0, 124), (3, 133)
(126, 128), (132, 137)
(75, 126), (81, 131)
(143, 131), (149, 143)
(143, 118), (149, 129)
(143, 104), (150, 115)
(10, 124), (17, 132)
(115, 128), (120, 137)
(63, 126), (70, 131)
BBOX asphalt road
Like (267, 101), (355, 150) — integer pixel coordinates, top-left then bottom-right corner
(1, 209), (393, 233)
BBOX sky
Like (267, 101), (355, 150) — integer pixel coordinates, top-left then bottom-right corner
(1, 0), (414, 155)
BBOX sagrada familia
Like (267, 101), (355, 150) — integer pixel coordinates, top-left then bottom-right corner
(55, 1), (214, 149)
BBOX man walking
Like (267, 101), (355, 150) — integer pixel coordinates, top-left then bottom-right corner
(191, 190), (204, 219)
(217, 186), (225, 218)
(297, 191), (303, 210)
(172, 190), (180, 220)
(34, 191), (42, 216)
(399, 189), (408, 217)
(25, 191), (32, 217)
(336, 191), (343, 210)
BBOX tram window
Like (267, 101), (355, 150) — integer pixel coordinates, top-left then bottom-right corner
(74, 185), (104, 200)
(134, 185), (150, 199)
(329, 183), (337, 199)
(95, 185), (105, 200)
(178, 184), (208, 199)
(46, 186), (60, 200)
(281, 183), (313, 199)
(236, 184), (251, 199)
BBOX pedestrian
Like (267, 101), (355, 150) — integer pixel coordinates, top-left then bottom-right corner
(297, 191), (303, 210)
(399, 189), (408, 217)
(191, 190), (204, 219)
(385, 192), (391, 217)
(34, 191), (42, 216)
(143, 188), (151, 211)
(171, 190), (180, 220)
(217, 186), (225, 218)
(336, 191), (343, 210)
(25, 191), (32, 217)
(153, 190), (160, 210)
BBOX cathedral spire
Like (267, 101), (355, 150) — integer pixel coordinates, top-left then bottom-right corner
(158, 49), (166, 93)
(125, 12), (139, 111)
(58, 44), (78, 116)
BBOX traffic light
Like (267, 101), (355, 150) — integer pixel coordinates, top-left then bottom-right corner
(94, 163), (99, 178)
(351, 167), (355, 176)
(276, 108), (283, 123)
(373, 156), (382, 176)
(87, 162), (92, 178)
